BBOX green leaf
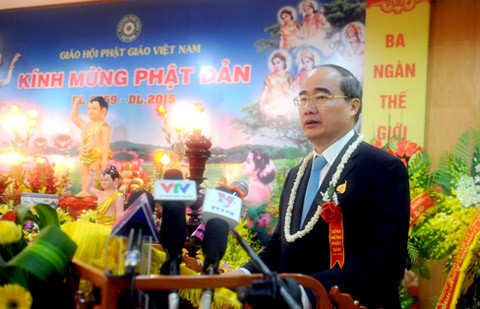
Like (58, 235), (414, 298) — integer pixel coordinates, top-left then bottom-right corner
(15, 205), (33, 224)
(455, 128), (480, 169)
(16, 204), (60, 229)
(34, 204), (60, 229)
(4, 225), (77, 282)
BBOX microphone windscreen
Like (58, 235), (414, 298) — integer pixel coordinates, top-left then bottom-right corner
(164, 169), (184, 180)
(202, 218), (229, 272)
(159, 200), (187, 250)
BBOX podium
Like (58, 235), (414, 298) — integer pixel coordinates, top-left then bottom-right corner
(70, 259), (365, 309)
(70, 260), (329, 308)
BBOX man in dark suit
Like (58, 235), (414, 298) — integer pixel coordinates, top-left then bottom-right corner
(242, 64), (410, 308)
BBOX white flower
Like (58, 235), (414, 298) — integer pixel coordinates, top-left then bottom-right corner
(456, 175), (480, 208)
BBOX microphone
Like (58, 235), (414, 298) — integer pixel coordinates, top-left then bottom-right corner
(189, 223), (205, 247)
(231, 229), (302, 309)
(199, 182), (247, 309)
(190, 180), (248, 247)
(230, 180), (249, 199)
(154, 169), (197, 309)
(110, 192), (158, 276)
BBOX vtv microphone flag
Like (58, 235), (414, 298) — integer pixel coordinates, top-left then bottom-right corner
(154, 169), (197, 309)
(201, 188), (242, 229)
(199, 186), (244, 309)
(154, 179), (196, 206)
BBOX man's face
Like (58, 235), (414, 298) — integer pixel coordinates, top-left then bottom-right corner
(87, 101), (105, 121)
(297, 67), (357, 149)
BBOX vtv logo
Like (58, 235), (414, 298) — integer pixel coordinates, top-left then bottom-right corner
(160, 182), (191, 194)
(216, 192), (235, 208)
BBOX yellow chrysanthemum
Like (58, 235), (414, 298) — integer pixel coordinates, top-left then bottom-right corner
(0, 221), (22, 245)
(0, 284), (33, 309)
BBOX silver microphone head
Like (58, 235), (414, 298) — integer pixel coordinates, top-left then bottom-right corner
(230, 180), (249, 197)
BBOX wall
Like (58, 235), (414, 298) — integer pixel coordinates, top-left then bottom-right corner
(419, 1), (480, 306)
(426, 0), (480, 168)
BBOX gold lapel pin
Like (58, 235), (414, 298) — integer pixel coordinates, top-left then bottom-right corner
(336, 181), (347, 194)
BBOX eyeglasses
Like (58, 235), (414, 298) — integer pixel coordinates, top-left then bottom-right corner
(293, 93), (349, 108)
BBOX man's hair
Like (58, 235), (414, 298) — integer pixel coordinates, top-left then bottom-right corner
(317, 64), (362, 122)
(90, 96), (109, 111)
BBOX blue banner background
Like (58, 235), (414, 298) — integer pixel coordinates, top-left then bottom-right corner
(0, 0), (365, 191)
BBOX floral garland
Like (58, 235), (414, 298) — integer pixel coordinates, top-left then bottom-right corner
(284, 134), (364, 242)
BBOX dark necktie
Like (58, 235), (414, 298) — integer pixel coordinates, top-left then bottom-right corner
(301, 155), (327, 225)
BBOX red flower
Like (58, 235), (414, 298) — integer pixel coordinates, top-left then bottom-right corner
(373, 139), (383, 148)
(320, 202), (342, 223)
(2, 211), (18, 222)
(58, 195), (97, 219)
(396, 139), (423, 158)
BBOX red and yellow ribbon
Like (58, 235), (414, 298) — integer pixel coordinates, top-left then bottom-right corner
(321, 202), (345, 268)
(329, 214), (345, 269)
(409, 193), (434, 227)
(437, 210), (480, 308)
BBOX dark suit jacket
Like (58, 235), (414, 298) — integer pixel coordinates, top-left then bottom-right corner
(244, 135), (410, 308)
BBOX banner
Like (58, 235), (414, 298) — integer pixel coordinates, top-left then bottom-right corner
(0, 0), (366, 195)
(363, 0), (431, 144)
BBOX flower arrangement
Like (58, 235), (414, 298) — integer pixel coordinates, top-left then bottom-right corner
(57, 195), (97, 219)
(408, 128), (480, 308)
(374, 137), (423, 167)
(0, 203), (77, 308)
(0, 158), (70, 207)
(375, 129), (480, 308)
(22, 158), (69, 195)
(372, 136), (431, 308)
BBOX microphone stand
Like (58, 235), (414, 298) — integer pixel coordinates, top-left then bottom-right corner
(231, 229), (302, 309)
(120, 228), (143, 308)
(161, 250), (182, 309)
(125, 228), (143, 276)
(199, 266), (215, 309)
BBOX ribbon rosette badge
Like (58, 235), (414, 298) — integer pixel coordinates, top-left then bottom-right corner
(320, 201), (341, 223)
(320, 201), (345, 269)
